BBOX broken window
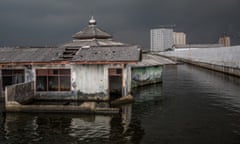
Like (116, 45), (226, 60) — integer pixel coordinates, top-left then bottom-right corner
(36, 69), (71, 92)
(2, 69), (25, 90)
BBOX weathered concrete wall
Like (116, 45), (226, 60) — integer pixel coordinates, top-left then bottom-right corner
(131, 66), (163, 88)
(160, 45), (240, 76)
(71, 64), (108, 100)
(71, 64), (131, 99)
(5, 81), (34, 105)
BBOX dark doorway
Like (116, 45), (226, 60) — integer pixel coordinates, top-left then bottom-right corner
(109, 68), (123, 100)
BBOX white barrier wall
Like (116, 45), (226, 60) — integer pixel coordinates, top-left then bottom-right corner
(161, 46), (240, 69)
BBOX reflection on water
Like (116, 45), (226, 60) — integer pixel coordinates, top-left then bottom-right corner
(1, 114), (114, 144)
(1, 64), (240, 144)
(121, 104), (132, 133)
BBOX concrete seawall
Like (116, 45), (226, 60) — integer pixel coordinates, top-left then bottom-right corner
(159, 46), (240, 77)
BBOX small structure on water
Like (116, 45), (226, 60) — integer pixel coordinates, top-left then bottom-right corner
(0, 17), (141, 111)
(0, 17), (175, 113)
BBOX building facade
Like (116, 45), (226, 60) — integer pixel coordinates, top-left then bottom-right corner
(173, 32), (186, 46)
(150, 28), (174, 52)
(218, 35), (231, 47)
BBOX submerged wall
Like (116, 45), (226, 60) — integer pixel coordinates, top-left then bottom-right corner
(131, 66), (163, 88)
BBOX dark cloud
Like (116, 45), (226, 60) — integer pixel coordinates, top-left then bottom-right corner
(0, 0), (240, 48)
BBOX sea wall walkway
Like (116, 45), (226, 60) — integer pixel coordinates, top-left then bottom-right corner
(159, 46), (240, 77)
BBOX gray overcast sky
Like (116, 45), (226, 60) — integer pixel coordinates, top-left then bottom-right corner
(0, 0), (240, 49)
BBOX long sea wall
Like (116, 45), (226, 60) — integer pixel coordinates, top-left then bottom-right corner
(159, 46), (240, 77)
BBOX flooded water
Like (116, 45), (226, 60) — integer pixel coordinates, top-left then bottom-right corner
(1, 64), (240, 144)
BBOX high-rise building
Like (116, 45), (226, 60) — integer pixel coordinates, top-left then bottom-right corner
(150, 28), (174, 52)
(173, 32), (186, 45)
(218, 35), (231, 47)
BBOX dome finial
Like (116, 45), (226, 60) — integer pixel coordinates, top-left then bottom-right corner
(88, 16), (96, 26)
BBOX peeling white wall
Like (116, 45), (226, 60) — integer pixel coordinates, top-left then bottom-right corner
(72, 65), (106, 94)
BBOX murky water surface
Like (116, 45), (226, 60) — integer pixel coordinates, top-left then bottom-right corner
(1, 64), (240, 144)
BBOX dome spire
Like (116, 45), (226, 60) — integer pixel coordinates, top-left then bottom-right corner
(88, 16), (96, 26)
(72, 16), (112, 40)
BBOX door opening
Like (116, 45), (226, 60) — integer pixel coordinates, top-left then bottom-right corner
(108, 68), (123, 100)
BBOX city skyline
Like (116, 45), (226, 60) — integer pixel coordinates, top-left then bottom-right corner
(0, 0), (240, 49)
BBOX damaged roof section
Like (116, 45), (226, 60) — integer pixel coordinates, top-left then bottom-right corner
(0, 45), (141, 64)
(71, 45), (141, 62)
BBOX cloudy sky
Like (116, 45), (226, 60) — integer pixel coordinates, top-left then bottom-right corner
(0, 0), (240, 49)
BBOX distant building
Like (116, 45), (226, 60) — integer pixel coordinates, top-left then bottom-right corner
(150, 28), (174, 52)
(173, 32), (186, 45)
(218, 35), (231, 47)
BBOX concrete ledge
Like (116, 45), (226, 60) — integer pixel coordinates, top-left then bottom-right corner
(111, 95), (134, 106)
(5, 102), (120, 115)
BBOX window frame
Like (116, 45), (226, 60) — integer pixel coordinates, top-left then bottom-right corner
(36, 69), (71, 92)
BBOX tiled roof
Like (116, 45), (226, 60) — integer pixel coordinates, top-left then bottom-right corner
(0, 45), (141, 64)
(0, 47), (63, 63)
(71, 45), (141, 62)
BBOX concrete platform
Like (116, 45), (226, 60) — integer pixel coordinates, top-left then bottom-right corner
(5, 102), (120, 115)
